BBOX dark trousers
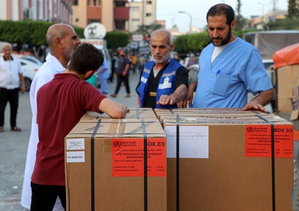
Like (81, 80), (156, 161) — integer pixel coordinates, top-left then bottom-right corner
(31, 182), (66, 211)
(109, 67), (116, 82)
(114, 74), (130, 95)
(0, 88), (19, 128)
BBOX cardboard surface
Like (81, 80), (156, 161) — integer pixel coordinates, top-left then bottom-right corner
(154, 108), (265, 120)
(162, 111), (293, 211)
(82, 108), (157, 120)
(277, 65), (299, 112)
(65, 120), (167, 211)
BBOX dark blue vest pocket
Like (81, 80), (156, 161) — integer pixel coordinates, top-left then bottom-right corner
(212, 74), (230, 97)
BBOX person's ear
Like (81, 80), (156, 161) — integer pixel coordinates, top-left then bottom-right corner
(231, 20), (236, 31)
(170, 43), (175, 51)
(85, 70), (94, 79)
(55, 37), (63, 48)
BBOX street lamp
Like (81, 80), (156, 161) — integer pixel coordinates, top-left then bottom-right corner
(179, 11), (192, 33)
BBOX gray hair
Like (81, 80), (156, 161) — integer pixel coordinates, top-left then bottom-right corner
(2, 43), (12, 51)
(151, 29), (173, 45)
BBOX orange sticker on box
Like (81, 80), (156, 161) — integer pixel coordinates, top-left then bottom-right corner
(112, 138), (166, 177)
(245, 125), (293, 158)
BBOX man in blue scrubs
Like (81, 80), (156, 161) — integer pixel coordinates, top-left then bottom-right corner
(182, 4), (274, 112)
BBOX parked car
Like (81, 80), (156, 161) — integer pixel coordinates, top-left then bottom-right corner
(19, 58), (40, 91)
(20, 55), (43, 66)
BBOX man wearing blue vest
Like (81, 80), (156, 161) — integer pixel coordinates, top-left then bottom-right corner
(182, 4), (274, 111)
(136, 29), (188, 109)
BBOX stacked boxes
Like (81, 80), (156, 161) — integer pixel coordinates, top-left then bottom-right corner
(65, 108), (294, 211)
(156, 108), (293, 211)
(64, 108), (167, 211)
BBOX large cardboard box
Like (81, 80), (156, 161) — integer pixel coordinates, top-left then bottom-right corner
(276, 64), (299, 112)
(65, 119), (167, 211)
(161, 110), (293, 211)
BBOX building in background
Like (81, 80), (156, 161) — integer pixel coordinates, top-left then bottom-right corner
(0, 0), (73, 24)
(72, 0), (129, 32)
(127, 0), (156, 33)
(250, 10), (287, 30)
(155, 20), (165, 29)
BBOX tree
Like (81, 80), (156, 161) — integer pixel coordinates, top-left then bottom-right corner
(0, 20), (85, 56)
(234, 0), (246, 30)
(105, 31), (129, 49)
(287, 0), (299, 18)
(135, 22), (162, 35)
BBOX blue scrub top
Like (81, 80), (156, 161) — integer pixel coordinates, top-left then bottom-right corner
(193, 37), (273, 108)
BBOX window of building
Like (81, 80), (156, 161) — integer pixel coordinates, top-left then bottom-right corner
(146, 1), (152, 4)
(132, 19), (140, 21)
(146, 13), (152, 17)
(88, 0), (101, 6)
(114, 1), (126, 7)
(76, 18), (79, 22)
(74, 0), (78, 5)
(88, 19), (101, 25)
(115, 20), (126, 30)
(132, 7), (139, 11)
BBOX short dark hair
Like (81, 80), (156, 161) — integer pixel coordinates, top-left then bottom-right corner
(68, 43), (104, 75)
(206, 4), (235, 26)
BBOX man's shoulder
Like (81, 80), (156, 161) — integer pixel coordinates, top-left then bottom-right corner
(234, 37), (256, 50)
(11, 56), (21, 63)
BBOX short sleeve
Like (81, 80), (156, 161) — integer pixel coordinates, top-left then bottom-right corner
(175, 66), (189, 88)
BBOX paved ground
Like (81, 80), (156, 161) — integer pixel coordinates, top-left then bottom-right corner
(0, 71), (140, 211)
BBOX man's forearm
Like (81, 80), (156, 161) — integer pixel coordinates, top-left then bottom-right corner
(124, 64), (130, 72)
(250, 88), (274, 106)
(169, 84), (188, 103)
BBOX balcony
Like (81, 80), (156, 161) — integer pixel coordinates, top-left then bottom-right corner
(114, 7), (129, 20)
(87, 6), (102, 19)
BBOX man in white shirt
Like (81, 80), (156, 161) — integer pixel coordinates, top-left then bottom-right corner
(0, 44), (25, 132)
(21, 23), (81, 210)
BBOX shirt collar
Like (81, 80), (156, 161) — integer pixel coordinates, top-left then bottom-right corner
(3, 55), (13, 61)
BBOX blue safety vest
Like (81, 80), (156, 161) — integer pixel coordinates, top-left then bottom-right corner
(136, 58), (181, 108)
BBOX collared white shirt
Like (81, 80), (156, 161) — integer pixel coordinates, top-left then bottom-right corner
(21, 53), (66, 210)
(0, 56), (24, 89)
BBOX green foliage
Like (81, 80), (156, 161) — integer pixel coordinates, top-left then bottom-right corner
(234, 30), (244, 39)
(0, 20), (49, 46)
(0, 20), (85, 47)
(105, 31), (129, 49)
(174, 32), (210, 54)
(234, 0), (246, 30)
(174, 35), (190, 54)
(73, 26), (84, 39)
(268, 17), (299, 30)
(135, 22), (162, 35)
(287, 0), (299, 18)
(174, 30), (250, 54)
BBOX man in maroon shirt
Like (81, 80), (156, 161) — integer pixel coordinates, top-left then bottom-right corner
(30, 43), (129, 211)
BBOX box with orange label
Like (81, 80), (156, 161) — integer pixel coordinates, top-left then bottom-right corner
(65, 119), (166, 211)
(160, 111), (293, 211)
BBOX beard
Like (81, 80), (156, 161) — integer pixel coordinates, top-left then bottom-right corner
(62, 42), (76, 63)
(209, 26), (232, 46)
(153, 51), (170, 64)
